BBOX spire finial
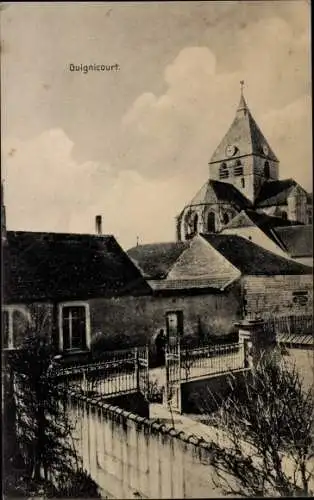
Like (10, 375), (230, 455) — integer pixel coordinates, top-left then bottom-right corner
(238, 80), (247, 112)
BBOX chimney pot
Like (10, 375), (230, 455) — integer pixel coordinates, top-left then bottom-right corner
(95, 215), (102, 235)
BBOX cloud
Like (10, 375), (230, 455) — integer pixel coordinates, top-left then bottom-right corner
(3, 129), (105, 233)
(3, 129), (194, 249)
(260, 95), (312, 191)
(115, 46), (240, 184)
(2, 6), (311, 247)
(114, 14), (311, 192)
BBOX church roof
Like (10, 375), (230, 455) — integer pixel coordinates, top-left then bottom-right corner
(224, 209), (300, 232)
(127, 241), (190, 279)
(185, 179), (252, 211)
(209, 92), (278, 164)
(254, 179), (304, 207)
(4, 231), (150, 302)
(273, 225), (313, 258)
(200, 233), (312, 276)
(222, 209), (302, 251)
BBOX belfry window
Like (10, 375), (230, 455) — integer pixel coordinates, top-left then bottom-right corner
(281, 211), (288, 221)
(241, 178), (245, 188)
(222, 212), (230, 225)
(234, 160), (243, 177)
(219, 163), (229, 180)
(264, 161), (270, 179)
(207, 212), (215, 233)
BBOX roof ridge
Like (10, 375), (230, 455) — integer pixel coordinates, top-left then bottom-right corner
(7, 230), (114, 238)
(200, 232), (312, 274)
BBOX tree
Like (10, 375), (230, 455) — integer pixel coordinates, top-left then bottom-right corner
(4, 332), (101, 497)
(6, 334), (79, 482)
(201, 351), (314, 497)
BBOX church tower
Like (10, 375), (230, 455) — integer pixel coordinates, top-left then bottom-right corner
(208, 82), (279, 203)
(176, 83), (311, 242)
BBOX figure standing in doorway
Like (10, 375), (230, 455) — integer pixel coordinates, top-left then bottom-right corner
(155, 329), (167, 366)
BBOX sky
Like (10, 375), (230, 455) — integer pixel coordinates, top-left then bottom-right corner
(1, 1), (311, 250)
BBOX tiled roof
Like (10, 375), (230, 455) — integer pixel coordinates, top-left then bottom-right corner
(277, 333), (313, 346)
(200, 233), (312, 275)
(148, 277), (231, 291)
(223, 209), (301, 249)
(127, 242), (190, 279)
(185, 179), (252, 211)
(273, 225), (313, 258)
(209, 94), (278, 164)
(255, 179), (299, 207)
(224, 209), (297, 231)
(4, 231), (151, 302)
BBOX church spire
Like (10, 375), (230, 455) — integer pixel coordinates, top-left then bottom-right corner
(237, 80), (248, 112)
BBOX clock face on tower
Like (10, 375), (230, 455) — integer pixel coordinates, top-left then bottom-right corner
(225, 145), (236, 157)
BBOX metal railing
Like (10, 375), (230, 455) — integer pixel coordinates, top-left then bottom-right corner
(172, 342), (245, 382)
(263, 315), (313, 337)
(50, 346), (149, 398)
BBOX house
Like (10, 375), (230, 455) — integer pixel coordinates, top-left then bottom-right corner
(271, 225), (313, 267)
(2, 229), (151, 354)
(176, 87), (312, 242)
(221, 209), (313, 265)
(128, 234), (313, 342)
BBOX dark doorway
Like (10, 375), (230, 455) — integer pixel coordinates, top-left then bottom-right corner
(166, 311), (184, 343)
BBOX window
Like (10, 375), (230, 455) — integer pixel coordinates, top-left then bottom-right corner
(264, 161), (270, 179)
(59, 303), (90, 351)
(166, 311), (184, 340)
(207, 212), (215, 232)
(219, 163), (229, 179)
(234, 160), (243, 176)
(2, 306), (31, 349)
(222, 212), (230, 225)
(307, 210), (312, 225)
(241, 178), (245, 188)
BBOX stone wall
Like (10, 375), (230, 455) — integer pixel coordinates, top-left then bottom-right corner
(283, 348), (314, 390)
(242, 275), (313, 319)
(68, 395), (223, 499)
(180, 368), (251, 414)
(3, 288), (241, 352)
(89, 286), (242, 349)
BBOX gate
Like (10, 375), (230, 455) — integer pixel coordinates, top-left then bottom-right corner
(136, 346), (150, 399)
(165, 341), (181, 413)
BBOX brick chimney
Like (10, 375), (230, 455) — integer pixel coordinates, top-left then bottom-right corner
(95, 215), (102, 235)
(1, 181), (7, 242)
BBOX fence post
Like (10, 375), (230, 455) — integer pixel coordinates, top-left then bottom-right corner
(164, 343), (169, 406)
(236, 319), (271, 367)
(134, 347), (140, 391)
